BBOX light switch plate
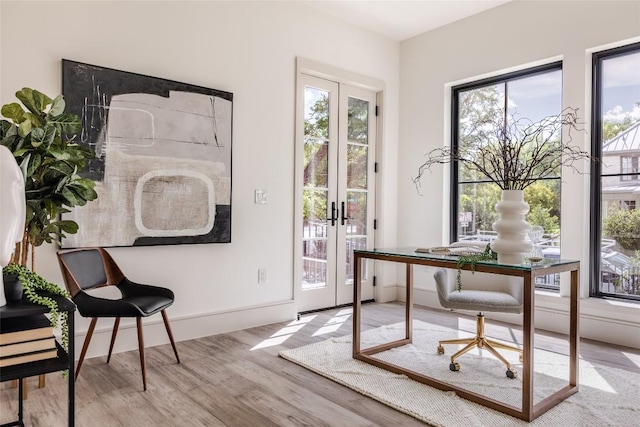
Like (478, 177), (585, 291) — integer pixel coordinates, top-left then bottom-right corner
(255, 189), (268, 205)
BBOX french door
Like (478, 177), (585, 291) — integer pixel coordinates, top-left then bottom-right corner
(296, 74), (377, 312)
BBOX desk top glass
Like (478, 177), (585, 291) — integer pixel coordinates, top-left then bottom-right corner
(354, 247), (579, 272)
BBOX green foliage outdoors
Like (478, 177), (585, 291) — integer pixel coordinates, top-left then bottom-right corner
(0, 88), (97, 258)
(303, 93), (369, 224)
(603, 207), (640, 251)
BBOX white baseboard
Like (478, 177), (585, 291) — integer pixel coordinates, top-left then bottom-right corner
(395, 285), (640, 349)
(72, 299), (297, 360)
(376, 284), (400, 303)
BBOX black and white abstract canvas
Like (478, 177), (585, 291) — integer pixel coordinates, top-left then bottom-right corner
(61, 59), (233, 247)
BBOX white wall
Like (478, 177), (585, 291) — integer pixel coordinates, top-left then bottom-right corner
(0, 1), (400, 358)
(398, 0), (640, 348)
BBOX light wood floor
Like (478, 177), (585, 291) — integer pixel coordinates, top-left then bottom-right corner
(2, 302), (639, 426)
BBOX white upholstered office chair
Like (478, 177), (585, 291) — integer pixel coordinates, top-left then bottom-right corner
(434, 265), (523, 378)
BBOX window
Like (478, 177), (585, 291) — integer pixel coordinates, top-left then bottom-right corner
(591, 42), (640, 301)
(621, 200), (636, 211)
(451, 62), (562, 289)
(620, 156), (639, 181)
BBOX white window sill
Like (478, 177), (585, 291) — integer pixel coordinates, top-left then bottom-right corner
(535, 290), (640, 325)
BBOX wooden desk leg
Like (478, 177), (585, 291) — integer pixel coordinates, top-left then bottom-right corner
(570, 268), (580, 388)
(522, 274), (534, 421)
(39, 374), (45, 388)
(353, 252), (362, 357)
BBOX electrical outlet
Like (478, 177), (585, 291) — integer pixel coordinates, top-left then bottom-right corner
(258, 268), (267, 284)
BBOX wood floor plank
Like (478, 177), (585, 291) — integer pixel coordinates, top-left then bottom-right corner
(1, 302), (638, 426)
(228, 359), (379, 427)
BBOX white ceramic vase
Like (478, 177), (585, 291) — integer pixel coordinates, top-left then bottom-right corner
(490, 190), (532, 264)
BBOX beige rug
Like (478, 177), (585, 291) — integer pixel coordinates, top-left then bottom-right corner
(279, 321), (640, 426)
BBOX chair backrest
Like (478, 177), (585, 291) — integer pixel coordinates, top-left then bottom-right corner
(433, 267), (523, 314)
(57, 248), (125, 297)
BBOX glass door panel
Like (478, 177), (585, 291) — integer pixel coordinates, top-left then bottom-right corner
(297, 75), (377, 311)
(302, 86), (330, 291)
(336, 89), (376, 305)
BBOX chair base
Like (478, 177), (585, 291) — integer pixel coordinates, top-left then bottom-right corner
(75, 310), (180, 391)
(437, 313), (522, 377)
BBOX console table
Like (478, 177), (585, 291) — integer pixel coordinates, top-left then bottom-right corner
(0, 295), (76, 427)
(352, 248), (579, 422)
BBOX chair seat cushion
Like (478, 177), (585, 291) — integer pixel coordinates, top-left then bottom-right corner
(443, 290), (523, 314)
(124, 296), (173, 316)
(73, 291), (174, 318)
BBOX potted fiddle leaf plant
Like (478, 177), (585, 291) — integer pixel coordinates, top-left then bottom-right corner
(1, 87), (98, 350)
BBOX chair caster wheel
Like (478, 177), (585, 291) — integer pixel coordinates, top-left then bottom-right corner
(449, 362), (460, 372)
(506, 369), (518, 379)
(437, 345), (445, 355)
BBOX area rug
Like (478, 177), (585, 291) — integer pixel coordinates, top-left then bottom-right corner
(279, 321), (639, 426)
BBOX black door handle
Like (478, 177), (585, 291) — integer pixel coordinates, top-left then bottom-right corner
(341, 201), (352, 225)
(327, 201), (338, 226)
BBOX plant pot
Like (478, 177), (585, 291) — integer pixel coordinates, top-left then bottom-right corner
(490, 190), (532, 264)
(2, 273), (24, 301)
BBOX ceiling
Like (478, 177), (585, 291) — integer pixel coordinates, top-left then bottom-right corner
(303, 0), (513, 41)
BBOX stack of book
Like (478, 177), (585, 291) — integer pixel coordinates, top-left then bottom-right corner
(0, 314), (58, 368)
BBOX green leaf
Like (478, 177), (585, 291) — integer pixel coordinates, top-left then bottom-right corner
(31, 125), (56, 148)
(16, 88), (52, 117)
(48, 147), (72, 160)
(23, 112), (43, 127)
(18, 152), (31, 180)
(55, 175), (71, 193)
(15, 88), (39, 117)
(17, 119), (32, 138)
(49, 95), (66, 117)
(1, 103), (25, 122)
(43, 163), (74, 180)
(26, 153), (42, 177)
(75, 178), (96, 190)
(68, 186), (96, 205)
(0, 120), (18, 139)
(43, 199), (59, 218)
(61, 187), (80, 206)
(32, 89), (52, 112)
(25, 204), (34, 223)
(55, 220), (78, 234)
(48, 113), (81, 135)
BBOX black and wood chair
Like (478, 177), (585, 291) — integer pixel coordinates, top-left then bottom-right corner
(56, 247), (180, 390)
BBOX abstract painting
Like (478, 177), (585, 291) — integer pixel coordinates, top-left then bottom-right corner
(61, 59), (233, 247)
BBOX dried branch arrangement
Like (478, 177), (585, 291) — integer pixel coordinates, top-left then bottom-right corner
(413, 107), (597, 191)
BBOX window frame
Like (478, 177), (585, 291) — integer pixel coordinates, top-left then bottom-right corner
(590, 41), (640, 301)
(449, 61), (563, 241)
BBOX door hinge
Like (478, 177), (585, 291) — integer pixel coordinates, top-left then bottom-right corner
(374, 219), (377, 230)
(373, 276), (377, 287)
(375, 105), (379, 116)
(374, 162), (378, 173)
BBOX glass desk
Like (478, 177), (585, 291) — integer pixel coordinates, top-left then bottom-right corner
(352, 248), (579, 422)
